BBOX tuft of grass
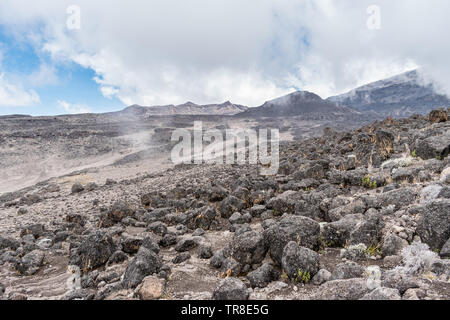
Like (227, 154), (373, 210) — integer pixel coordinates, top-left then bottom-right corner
(366, 243), (382, 257)
(319, 237), (334, 253)
(412, 150), (417, 158)
(296, 269), (311, 284)
(362, 175), (377, 189)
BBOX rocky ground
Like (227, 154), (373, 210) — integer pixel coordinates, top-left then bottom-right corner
(0, 109), (449, 300)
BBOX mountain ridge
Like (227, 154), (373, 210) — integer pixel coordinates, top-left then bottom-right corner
(236, 90), (358, 118)
(121, 101), (248, 116)
(327, 70), (450, 117)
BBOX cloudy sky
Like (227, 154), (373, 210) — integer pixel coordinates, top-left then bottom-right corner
(0, 0), (449, 115)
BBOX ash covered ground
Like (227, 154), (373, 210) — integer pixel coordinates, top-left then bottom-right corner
(0, 109), (449, 300)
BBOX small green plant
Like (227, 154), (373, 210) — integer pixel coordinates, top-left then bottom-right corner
(436, 155), (442, 161)
(366, 243), (382, 257)
(280, 271), (289, 281)
(412, 150), (417, 158)
(296, 269), (311, 284)
(362, 175), (377, 189)
(319, 237), (334, 253)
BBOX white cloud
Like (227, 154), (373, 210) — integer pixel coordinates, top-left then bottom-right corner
(0, 74), (40, 107)
(0, 0), (449, 107)
(26, 63), (59, 87)
(57, 100), (91, 114)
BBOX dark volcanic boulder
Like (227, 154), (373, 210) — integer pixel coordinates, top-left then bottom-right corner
(266, 191), (297, 215)
(0, 236), (20, 251)
(172, 252), (191, 264)
(362, 187), (417, 210)
(198, 245), (213, 259)
(352, 130), (394, 167)
(208, 186), (229, 202)
(246, 263), (280, 288)
(281, 241), (320, 280)
(312, 278), (371, 300)
(19, 194), (42, 206)
(14, 250), (45, 275)
(20, 224), (45, 238)
(142, 237), (161, 254)
(360, 287), (401, 300)
(440, 238), (450, 258)
(330, 262), (365, 280)
(230, 231), (267, 267)
(382, 233), (409, 257)
(263, 215), (320, 266)
(159, 234), (177, 248)
(188, 206), (218, 230)
(0, 282), (5, 298)
(71, 231), (117, 272)
(141, 192), (165, 208)
(99, 201), (135, 228)
(349, 210), (384, 246)
(122, 247), (163, 289)
(321, 214), (363, 247)
(212, 277), (249, 300)
(120, 235), (143, 254)
(415, 130), (450, 160)
(175, 237), (198, 252)
(429, 109), (448, 123)
(416, 199), (450, 251)
(71, 183), (85, 194)
(218, 196), (246, 218)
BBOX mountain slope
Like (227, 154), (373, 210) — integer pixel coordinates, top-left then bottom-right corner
(237, 91), (357, 118)
(327, 70), (450, 117)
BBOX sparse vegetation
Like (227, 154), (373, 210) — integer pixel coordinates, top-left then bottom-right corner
(319, 237), (334, 253)
(296, 269), (311, 284)
(280, 271), (289, 281)
(362, 175), (377, 189)
(366, 243), (382, 257)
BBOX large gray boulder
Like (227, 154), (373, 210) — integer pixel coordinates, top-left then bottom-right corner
(382, 233), (409, 257)
(266, 191), (298, 215)
(349, 210), (384, 246)
(264, 215), (320, 266)
(246, 263), (280, 288)
(230, 231), (267, 267)
(312, 278), (371, 300)
(415, 130), (450, 160)
(360, 287), (401, 300)
(212, 277), (249, 300)
(440, 238), (450, 258)
(362, 187), (417, 210)
(330, 262), (365, 280)
(218, 196), (246, 218)
(14, 250), (45, 275)
(416, 199), (450, 251)
(281, 241), (320, 280)
(321, 214), (362, 247)
(122, 247), (163, 289)
(70, 231), (117, 272)
(0, 236), (20, 251)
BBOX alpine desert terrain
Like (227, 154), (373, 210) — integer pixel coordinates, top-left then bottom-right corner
(0, 71), (449, 301)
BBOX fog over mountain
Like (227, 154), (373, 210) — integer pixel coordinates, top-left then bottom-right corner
(237, 90), (357, 119)
(328, 70), (450, 117)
